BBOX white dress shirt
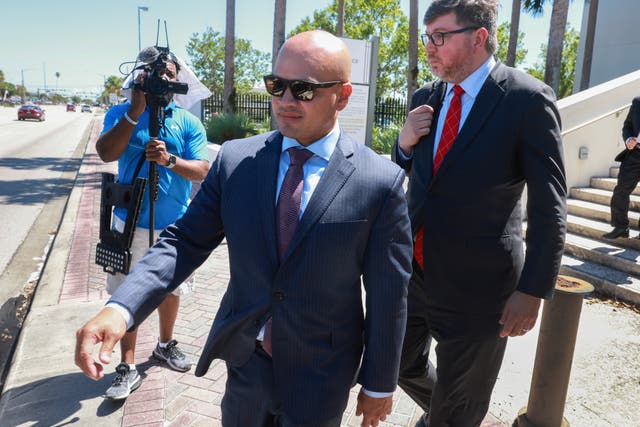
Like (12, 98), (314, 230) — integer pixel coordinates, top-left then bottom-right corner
(399, 55), (496, 161)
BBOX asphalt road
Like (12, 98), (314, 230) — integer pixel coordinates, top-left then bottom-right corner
(0, 104), (96, 387)
(0, 104), (94, 288)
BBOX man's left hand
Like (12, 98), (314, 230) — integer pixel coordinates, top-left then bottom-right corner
(355, 389), (392, 427)
(499, 290), (541, 337)
(145, 139), (170, 166)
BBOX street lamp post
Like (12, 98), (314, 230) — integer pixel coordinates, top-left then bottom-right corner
(137, 6), (149, 53)
(97, 74), (107, 105)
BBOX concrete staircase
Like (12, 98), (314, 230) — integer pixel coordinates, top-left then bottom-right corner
(560, 166), (640, 306)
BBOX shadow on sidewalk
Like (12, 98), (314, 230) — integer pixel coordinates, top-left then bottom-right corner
(2, 356), (179, 427)
(1, 355), (165, 425)
(0, 370), (130, 426)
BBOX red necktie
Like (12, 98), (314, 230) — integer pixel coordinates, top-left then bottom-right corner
(415, 85), (464, 270)
(263, 147), (314, 357)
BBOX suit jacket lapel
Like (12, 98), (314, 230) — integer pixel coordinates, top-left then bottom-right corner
(415, 80), (446, 190)
(431, 63), (506, 181)
(257, 132), (282, 268)
(282, 133), (356, 262)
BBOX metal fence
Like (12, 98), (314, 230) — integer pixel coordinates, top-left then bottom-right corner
(374, 97), (407, 128)
(202, 92), (272, 123)
(202, 93), (407, 129)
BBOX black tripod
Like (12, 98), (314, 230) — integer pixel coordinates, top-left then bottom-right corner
(146, 97), (163, 248)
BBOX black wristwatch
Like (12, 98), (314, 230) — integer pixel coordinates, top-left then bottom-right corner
(167, 154), (177, 169)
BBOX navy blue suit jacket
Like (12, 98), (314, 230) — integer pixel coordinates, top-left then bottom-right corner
(110, 130), (413, 423)
(393, 62), (567, 314)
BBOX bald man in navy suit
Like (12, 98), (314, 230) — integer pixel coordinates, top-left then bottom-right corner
(76, 30), (413, 427)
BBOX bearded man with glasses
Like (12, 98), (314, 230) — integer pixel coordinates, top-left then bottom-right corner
(76, 29), (413, 427)
(392, 1), (567, 425)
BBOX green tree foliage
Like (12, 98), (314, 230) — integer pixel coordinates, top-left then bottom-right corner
(104, 75), (123, 94)
(289, 0), (432, 98)
(526, 25), (579, 99)
(495, 22), (527, 67)
(50, 93), (67, 104)
(371, 123), (401, 154)
(523, 0), (545, 15)
(186, 27), (270, 94)
(101, 75), (123, 103)
(205, 112), (262, 143)
(523, 0), (572, 94)
(0, 70), (17, 97)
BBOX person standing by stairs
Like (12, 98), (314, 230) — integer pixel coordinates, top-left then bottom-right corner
(604, 96), (640, 239)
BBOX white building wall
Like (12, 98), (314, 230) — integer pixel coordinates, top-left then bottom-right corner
(575, 0), (640, 91)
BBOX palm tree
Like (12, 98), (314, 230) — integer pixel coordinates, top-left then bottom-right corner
(545, 0), (570, 94)
(336, 0), (345, 37)
(55, 72), (60, 91)
(506, 0), (522, 67)
(103, 75), (123, 104)
(272, 0), (286, 129)
(407, 0), (419, 109)
(579, 0), (598, 90)
(272, 0), (286, 69)
(523, 0), (571, 94)
(223, 0), (236, 114)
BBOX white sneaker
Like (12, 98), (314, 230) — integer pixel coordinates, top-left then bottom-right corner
(103, 363), (141, 400)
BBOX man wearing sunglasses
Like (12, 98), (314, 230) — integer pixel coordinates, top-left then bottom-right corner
(76, 30), (413, 427)
(392, 1), (567, 426)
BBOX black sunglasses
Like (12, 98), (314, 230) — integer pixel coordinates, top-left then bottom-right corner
(263, 74), (343, 101)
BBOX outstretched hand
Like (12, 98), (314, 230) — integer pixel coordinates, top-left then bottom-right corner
(75, 307), (127, 380)
(355, 389), (393, 427)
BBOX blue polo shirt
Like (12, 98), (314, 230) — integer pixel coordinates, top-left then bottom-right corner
(102, 101), (208, 229)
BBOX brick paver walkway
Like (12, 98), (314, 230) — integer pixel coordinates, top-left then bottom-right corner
(60, 118), (505, 427)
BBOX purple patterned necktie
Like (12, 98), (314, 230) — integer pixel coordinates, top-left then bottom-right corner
(263, 147), (314, 357)
(276, 147), (314, 261)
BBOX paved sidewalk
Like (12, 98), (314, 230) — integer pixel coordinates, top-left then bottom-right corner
(0, 118), (639, 426)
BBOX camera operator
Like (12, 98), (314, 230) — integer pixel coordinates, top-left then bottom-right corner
(94, 48), (210, 400)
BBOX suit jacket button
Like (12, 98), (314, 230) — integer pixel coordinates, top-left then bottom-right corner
(273, 291), (285, 301)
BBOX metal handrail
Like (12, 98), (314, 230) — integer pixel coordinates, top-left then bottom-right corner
(561, 103), (631, 136)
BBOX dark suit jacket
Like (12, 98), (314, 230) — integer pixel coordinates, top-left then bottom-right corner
(393, 61), (567, 314)
(615, 96), (640, 162)
(110, 131), (413, 423)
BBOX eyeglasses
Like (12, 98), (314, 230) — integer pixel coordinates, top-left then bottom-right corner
(263, 74), (343, 101)
(420, 26), (480, 46)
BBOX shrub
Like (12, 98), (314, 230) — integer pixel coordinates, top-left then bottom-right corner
(205, 113), (260, 144)
(370, 124), (400, 155)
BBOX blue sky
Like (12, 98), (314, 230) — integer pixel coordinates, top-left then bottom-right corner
(0, 1), (583, 94)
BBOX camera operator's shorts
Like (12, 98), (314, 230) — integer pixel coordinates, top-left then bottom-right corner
(105, 216), (195, 296)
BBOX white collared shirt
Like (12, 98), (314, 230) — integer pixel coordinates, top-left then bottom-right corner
(431, 56), (496, 159)
(277, 122), (340, 216)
